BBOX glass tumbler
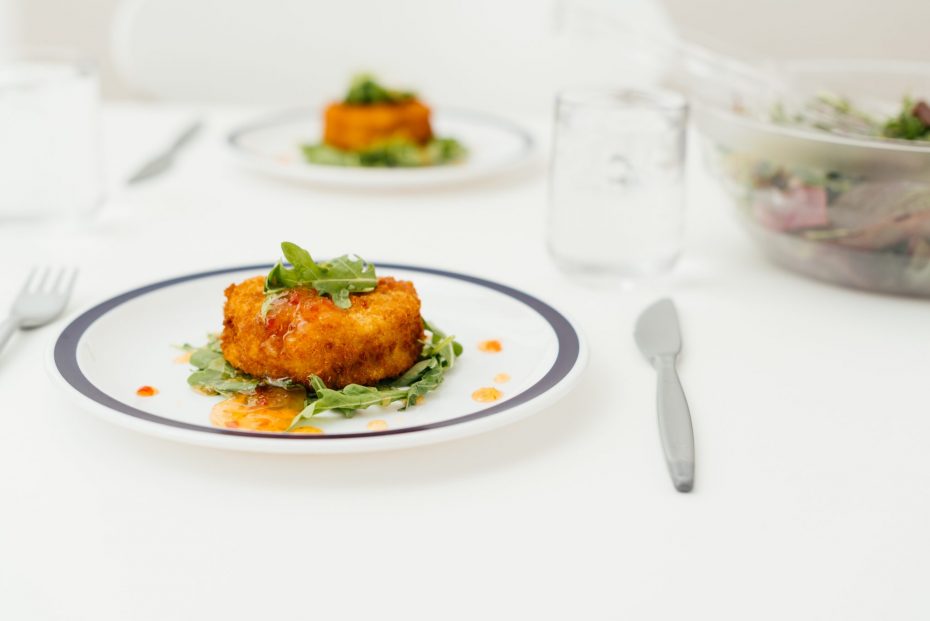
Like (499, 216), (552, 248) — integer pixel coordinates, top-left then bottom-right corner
(547, 88), (688, 281)
(0, 50), (102, 220)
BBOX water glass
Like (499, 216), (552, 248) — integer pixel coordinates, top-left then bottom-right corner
(0, 50), (103, 220)
(547, 88), (688, 281)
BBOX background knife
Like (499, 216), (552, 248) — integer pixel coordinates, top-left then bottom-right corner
(127, 119), (203, 185)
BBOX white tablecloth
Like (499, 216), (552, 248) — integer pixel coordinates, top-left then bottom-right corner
(2, 103), (928, 620)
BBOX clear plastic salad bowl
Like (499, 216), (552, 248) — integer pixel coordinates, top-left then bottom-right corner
(694, 60), (930, 296)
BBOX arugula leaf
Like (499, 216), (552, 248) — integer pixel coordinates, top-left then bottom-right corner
(386, 358), (437, 387)
(293, 376), (406, 421)
(185, 335), (261, 395)
(288, 319), (462, 430)
(311, 254), (378, 306)
(264, 242), (377, 309)
(400, 360), (445, 409)
(343, 73), (414, 105)
(422, 318), (463, 368)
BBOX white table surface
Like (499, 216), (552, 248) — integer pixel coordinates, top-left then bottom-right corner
(2, 103), (929, 621)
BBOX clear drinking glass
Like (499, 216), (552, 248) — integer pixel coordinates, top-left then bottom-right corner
(547, 88), (688, 281)
(0, 50), (102, 220)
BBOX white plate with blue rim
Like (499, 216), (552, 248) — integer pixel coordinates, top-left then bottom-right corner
(47, 263), (587, 453)
(227, 108), (535, 189)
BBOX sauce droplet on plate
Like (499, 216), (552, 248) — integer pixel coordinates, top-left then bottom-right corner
(477, 340), (502, 353)
(173, 351), (192, 364)
(210, 386), (321, 434)
(472, 387), (503, 402)
(136, 385), (158, 397)
(493, 373), (511, 383)
(367, 419), (389, 431)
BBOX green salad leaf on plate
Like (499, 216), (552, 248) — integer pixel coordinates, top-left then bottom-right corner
(185, 320), (462, 425)
(264, 242), (377, 309)
(301, 137), (467, 168)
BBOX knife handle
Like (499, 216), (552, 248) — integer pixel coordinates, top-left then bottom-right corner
(655, 356), (695, 492)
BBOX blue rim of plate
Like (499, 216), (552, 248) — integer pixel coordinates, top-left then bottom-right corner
(53, 264), (580, 440)
(227, 106), (535, 170)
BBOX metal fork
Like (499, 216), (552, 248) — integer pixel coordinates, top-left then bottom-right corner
(0, 267), (78, 354)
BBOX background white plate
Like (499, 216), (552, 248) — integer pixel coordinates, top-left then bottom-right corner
(48, 265), (586, 453)
(227, 108), (535, 189)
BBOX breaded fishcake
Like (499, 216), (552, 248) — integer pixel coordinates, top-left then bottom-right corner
(221, 276), (423, 389)
(323, 100), (433, 151)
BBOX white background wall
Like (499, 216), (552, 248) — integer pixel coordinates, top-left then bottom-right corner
(6, 0), (930, 100)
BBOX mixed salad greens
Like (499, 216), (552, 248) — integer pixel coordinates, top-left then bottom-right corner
(301, 136), (466, 168)
(710, 90), (930, 294)
(184, 243), (462, 430)
(771, 94), (930, 142)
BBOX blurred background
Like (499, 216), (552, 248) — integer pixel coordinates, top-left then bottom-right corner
(3, 0), (929, 108)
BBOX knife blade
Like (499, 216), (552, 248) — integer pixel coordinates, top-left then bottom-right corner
(634, 298), (695, 493)
(127, 120), (203, 185)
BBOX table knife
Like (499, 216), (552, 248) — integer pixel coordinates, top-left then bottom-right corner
(634, 298), (695, 493)
(127, 120), (203, 185)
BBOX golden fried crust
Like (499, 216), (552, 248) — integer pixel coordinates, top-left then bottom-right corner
(323, 100), (433, 151)
(221, 276), (423, 389)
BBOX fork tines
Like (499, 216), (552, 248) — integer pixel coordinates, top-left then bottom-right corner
(21, 267), (78, 295)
